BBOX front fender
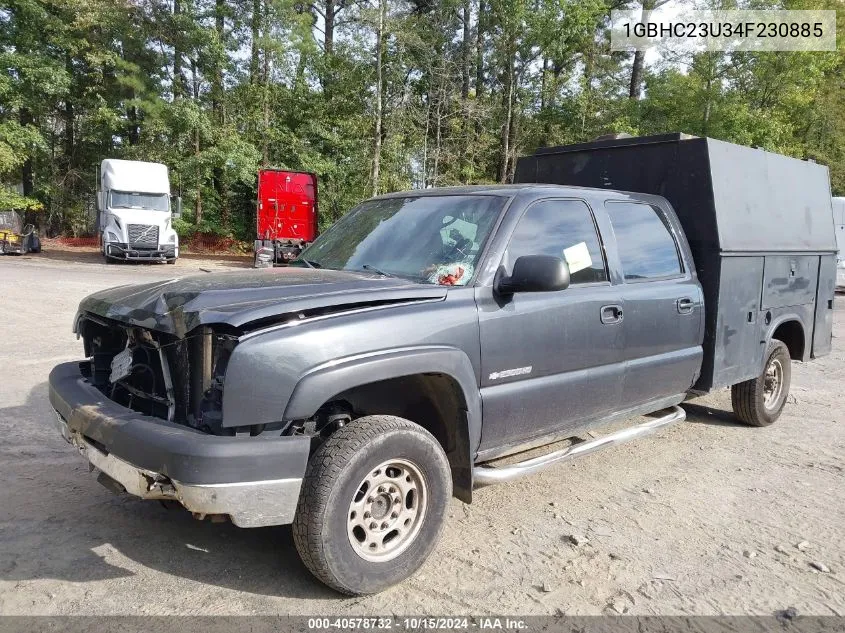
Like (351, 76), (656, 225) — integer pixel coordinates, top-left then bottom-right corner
(221, 292), (481, 433)
(285, 346), (481, 443)
(104, 216), (125, 243)
(283, 345), (481, 503)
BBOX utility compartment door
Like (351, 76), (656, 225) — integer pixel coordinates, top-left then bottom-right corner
(761, 255), (819, 310)
(711, 256), (765, 387)
(812, 254), (836, 358)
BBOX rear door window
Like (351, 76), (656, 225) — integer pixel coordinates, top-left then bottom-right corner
(605, 202), (682, 281)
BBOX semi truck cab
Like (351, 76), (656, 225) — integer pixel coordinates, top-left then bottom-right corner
(253, 169), (318, 267)
(98, 159), (180, 264)
(833, 197), (845, 291)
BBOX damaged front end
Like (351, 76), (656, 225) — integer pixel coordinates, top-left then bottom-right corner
(51, 313), (313, 527)
(77, 313), (241, 436)
(75, 308), (365, 440)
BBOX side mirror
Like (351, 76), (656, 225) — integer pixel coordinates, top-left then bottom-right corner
(495, 255), (570, 295)
(172, 196), (182, 219)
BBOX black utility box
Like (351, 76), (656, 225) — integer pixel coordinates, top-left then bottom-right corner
(515, 133), (837, 391)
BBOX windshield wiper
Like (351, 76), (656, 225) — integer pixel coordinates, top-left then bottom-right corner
(361, 264), (394, 277)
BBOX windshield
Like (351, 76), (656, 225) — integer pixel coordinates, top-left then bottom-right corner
(109, 191), (169, 211)
(295, 195), (506, 285)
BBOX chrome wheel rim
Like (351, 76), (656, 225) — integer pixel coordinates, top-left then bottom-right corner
(346, 458), (427, 562)
(763, 357), (784, 409)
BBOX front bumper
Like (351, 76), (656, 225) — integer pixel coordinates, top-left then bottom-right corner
(49, 361), (309, 527)
(106, 243), (177, 260)
(253, 239), (304, 267)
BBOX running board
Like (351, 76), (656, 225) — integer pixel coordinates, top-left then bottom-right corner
(472, 406), (686, 488)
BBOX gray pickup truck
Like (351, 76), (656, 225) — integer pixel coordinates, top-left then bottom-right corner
(49, 134), (837, 595)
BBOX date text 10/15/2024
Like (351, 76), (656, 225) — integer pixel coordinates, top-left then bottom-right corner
(306, 618), (529, 630)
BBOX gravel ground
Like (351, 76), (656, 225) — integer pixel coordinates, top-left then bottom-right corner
(1, 251), (843, 616)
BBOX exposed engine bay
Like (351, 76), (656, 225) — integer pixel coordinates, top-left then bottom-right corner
(76, 313), (353, 440)
(79, 314), (236, 434)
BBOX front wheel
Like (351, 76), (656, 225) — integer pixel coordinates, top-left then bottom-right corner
(292, 415), (452, 595)
(731, 339), (792, 426)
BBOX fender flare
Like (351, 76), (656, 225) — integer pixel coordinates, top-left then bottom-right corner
(283, 345), (482, 502)
(765, 313), (809, 361)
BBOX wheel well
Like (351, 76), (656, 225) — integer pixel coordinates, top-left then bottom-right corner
(325, 374), (472, 502)
(772, 320), (805, 360)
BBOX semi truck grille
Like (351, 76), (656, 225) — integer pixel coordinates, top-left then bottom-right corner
(127, 224), (159, 247)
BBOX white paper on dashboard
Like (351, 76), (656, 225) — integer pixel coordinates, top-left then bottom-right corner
(563, 241), (592, 274)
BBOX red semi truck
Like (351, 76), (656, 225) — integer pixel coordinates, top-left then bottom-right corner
(253, 169), (318, 267)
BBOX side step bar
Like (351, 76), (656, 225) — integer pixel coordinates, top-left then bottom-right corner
(472, 406), (686, 488)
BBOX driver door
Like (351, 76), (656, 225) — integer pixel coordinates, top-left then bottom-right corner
(475, 198), (626, 455)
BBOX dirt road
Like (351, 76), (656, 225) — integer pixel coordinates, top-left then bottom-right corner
(1, 253), (843, 616)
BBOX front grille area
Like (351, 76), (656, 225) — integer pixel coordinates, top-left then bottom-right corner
(78, 315), (239, 435)
(127, 224), (159, 247)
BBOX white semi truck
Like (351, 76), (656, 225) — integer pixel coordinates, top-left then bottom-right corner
(834, 197), (845, 291)
(97, 159), (180, 264)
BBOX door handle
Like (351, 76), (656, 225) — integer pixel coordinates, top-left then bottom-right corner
(600, 304), (623, 324)
(677, 297), (694, 314)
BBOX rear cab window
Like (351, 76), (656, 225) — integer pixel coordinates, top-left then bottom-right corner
(605, 201), (683, 281)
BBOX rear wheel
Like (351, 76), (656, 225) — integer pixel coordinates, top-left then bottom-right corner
(293, 415), (451, 595)
(731, 339), (792, 426)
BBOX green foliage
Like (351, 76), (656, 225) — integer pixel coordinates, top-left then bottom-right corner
(0, 0), (843, 234)
(172, 216), (195, 239)
(0, 121), (44, 174)
(0, 186), (41, 211)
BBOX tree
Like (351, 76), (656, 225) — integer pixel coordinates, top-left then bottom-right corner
(0, 0), (841, 239)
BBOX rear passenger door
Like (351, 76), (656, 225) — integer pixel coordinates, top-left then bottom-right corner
(476, 198), (626, 454)
(604, 200), (703, 407)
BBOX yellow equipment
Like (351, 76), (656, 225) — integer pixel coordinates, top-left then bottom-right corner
(0, 211), (40, 255)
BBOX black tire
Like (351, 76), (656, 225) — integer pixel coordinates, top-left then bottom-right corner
(293, 415), (452, 595)
(731, 339), (792, 427)
(166, 258), (176, 264)
(26, 234), (41, 253)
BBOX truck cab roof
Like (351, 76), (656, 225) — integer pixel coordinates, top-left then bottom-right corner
(101, 159), (170, 195)
(374, 183), (668, 205)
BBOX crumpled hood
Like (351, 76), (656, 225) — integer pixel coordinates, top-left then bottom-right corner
(78, 267), (448, 337)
